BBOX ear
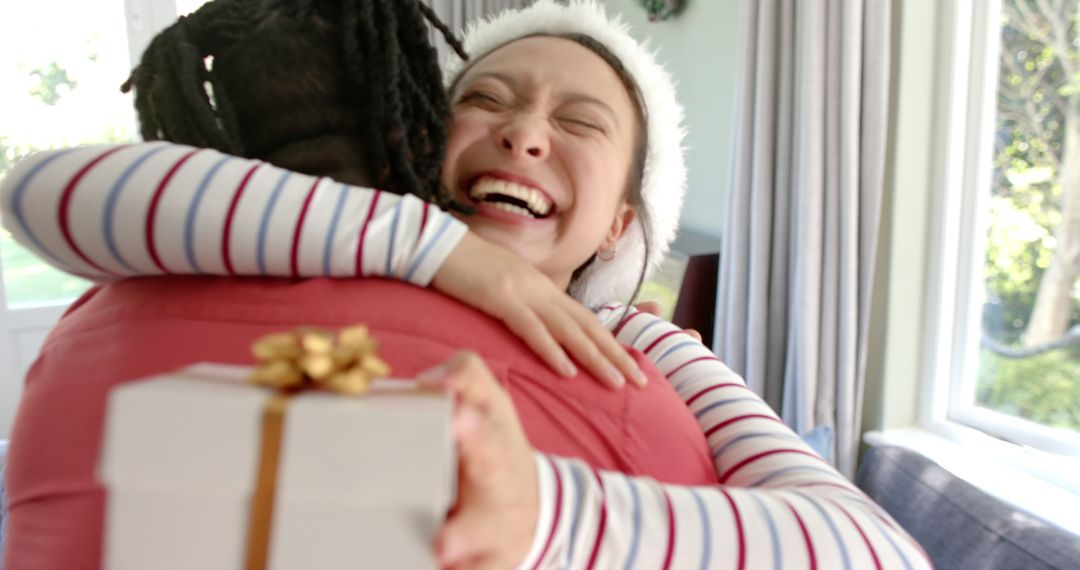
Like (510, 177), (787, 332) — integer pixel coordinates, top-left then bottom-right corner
(599, 203), (636, 252)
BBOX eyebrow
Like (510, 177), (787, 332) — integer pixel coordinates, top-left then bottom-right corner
(461, 71), (620, 123)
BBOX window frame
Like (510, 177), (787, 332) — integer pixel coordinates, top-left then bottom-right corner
(1, 0), (180, 312)
(124, 0), (180, 66)
(918, 0), (1080, 464)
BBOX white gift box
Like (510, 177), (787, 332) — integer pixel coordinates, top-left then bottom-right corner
(98, 363), (454, 570)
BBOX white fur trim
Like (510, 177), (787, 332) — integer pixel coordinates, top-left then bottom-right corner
(444, 0), (688, 308)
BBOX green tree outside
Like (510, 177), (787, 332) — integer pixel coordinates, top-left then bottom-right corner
(979, 0), (1080, 431)
(1, 55), (133, 307)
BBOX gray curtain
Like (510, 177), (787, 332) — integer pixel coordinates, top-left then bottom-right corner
(422, 0), (533, 61)
(715, 0), (892, 477)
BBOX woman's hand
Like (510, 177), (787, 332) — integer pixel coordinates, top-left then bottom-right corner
(419, 353), (539, 570)
(432, 231), (646, 389)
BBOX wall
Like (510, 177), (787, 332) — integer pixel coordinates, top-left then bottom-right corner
(862, 0), (942, 433)
(602, 0), (743, 237)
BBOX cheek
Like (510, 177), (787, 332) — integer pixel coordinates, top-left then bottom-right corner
(565, 147), (631, 212)
(442, 116), (482, 184)
(444, 117), (474, 159)
(447, 110), (490, 144)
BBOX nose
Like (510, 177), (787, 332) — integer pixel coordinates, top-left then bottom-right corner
(497, 114), (549, 159)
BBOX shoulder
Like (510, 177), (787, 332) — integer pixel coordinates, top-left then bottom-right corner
(593, 302), (636, 328)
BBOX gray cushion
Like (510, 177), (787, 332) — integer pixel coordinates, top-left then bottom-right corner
(857, 445), (1080, 570)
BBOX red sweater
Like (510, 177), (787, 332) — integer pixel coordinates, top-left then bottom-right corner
(4, 276), (717, 569)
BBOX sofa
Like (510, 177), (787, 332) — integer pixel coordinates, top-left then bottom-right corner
(857, 445), (1080, 570)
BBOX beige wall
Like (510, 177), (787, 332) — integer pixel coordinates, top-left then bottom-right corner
(603, 0), (743, 237)
(863, 0), (944, 433)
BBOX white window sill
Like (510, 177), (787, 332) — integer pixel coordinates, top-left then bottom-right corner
(864, 426), (1080, 537)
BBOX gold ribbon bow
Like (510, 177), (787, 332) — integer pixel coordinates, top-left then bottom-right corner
(248, 324), (391, 395)
(243, 324), (391, 570)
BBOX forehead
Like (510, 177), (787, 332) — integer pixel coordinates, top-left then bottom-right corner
(457, 35), (633, 106)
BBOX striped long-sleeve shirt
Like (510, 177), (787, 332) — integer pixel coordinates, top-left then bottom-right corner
(0, 143), (930, 569)
(0, 143), (467, 286)
(518, 305), (931, 569)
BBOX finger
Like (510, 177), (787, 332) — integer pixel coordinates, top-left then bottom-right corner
(633, 300), (663, 316)
(559, 300), (646, 388)
(439, 488), (527, 570)
(540, 307), (625, 389)
(685, 328), (703, 342)
(575, 309), (648, 388)
(437, 507), (491, 568)
(452, 404), (504, 487)
(440, 353), (523, 455)
(500, 306), (577, 378)
(440, 352), (510, 410)
(439, 506), (524, 570)
(460, 556), (504, 570)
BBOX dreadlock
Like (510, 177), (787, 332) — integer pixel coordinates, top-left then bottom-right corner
(121, 0), (469, 209)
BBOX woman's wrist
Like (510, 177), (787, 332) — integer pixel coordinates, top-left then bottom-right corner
(514, 452), (555, 570)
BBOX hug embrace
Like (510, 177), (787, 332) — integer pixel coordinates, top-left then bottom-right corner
(1, 0), (931, 568)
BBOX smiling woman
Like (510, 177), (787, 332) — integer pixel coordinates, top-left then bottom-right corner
(444, 36), (640, 292)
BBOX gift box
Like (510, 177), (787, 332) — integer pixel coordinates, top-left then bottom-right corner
(98, 363), (454, 570)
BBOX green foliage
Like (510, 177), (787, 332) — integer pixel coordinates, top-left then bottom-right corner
(985, 2), (1080, 345)
(0, 228), (90, 307)
(0, 135), (94, 305)
(979, 1), (1080, 432)
(28, 62), (77, 106)
(0, 135), (37, 174)
(0, 57), (130, 306)
(977, 347), (1080, 430)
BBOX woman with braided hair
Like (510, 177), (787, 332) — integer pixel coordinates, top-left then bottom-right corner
(2, 1), (930, 568)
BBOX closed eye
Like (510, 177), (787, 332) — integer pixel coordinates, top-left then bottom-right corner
(561, 118), (606, 134)
(458, 91), (504, 107)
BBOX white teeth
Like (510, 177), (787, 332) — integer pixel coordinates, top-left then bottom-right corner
(469, 177), (553, 217)
(490, 202), (534, 217)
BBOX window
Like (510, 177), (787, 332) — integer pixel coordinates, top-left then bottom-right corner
(0, 0), (210, 438)
(930, 0), (1080, 460)
(0, 0), (136, 307)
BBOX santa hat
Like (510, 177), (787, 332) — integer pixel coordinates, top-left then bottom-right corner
(443, 0), (688, 308)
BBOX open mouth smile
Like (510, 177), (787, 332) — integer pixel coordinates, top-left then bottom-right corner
(467, 176), (555, 219)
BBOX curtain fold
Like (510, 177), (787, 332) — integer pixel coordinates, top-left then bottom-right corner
(716, 0), (892, 477)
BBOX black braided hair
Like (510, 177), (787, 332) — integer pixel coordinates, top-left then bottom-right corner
(121, 0), (469, 209)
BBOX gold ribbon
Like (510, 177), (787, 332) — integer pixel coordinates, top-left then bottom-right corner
(249, 324), (391, 395)
(243, 324), (391, 570)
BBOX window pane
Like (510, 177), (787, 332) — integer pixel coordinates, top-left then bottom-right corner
(977, 0), (1080, 433)
(0, 0), (135, 307)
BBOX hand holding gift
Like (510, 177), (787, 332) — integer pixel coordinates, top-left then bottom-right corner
(421, 353), (541, 570)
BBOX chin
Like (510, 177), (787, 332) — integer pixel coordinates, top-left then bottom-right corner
(469, 223), (519, 251)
